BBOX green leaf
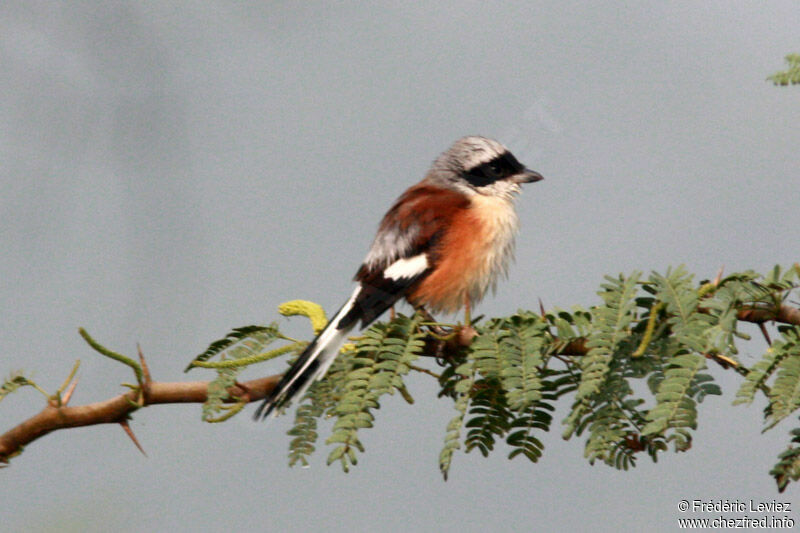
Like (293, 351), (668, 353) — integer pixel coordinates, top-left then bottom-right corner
(185, 324), (282, 371)
(321, 314), (424, 472)
(0, 373), (36, 403)
(771, 424), (800, 492)
(498, 313), (547, 412)
(440, 358), (475, 480)
(764, 327), (800, 430)
(201, 366), (242, 422)
(564, 272), (641, 438)
(768, 53), (800, 86)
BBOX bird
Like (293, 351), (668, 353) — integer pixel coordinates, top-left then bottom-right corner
(255, 136), (543, 419)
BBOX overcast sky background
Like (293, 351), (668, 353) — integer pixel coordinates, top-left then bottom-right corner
(2, 2), (799, 531)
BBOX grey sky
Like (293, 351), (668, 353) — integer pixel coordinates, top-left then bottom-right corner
(2, 2), (799, 531)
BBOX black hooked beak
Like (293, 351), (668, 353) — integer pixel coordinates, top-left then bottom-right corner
(513, 168), (544, 184)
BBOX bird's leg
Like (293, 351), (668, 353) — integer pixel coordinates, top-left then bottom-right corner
(413, 305), (453, 365)
(414, 305), (451, 337)
(458, 295), (478, 348)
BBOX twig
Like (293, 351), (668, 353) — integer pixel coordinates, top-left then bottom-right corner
(0, 374), (280, 464)
(408, 364), (442, 379)
(737, 304), (800, 326)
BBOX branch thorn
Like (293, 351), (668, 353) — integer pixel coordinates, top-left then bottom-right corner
(713, 265), (725, 286)
(137, 343), (152, 402)
(119, 418), (147, 457)
(61, 378), (79, 405)
(232, 380), (252, 403)
(758, 322), (772, 346)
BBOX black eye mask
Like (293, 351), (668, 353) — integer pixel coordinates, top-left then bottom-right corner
(464, 152), (525, 187)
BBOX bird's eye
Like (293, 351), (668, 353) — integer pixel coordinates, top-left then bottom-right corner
(489, 163), (502, 175)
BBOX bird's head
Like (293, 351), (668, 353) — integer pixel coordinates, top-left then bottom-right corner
(429, 136), (543, 198)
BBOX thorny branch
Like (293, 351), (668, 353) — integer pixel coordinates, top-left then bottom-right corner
(0, 372), (281, 464)
(1, 302), (799, 466)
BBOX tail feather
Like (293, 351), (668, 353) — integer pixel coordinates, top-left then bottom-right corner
(255, 258), (423, 420)
(254, 287), (360, 419)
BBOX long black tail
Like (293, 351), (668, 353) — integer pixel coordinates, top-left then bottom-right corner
(255, 259), (429, 419)
(254, 287), (362, 419)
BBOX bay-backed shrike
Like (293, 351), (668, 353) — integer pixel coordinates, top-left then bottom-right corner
(256, 136), (543, 419)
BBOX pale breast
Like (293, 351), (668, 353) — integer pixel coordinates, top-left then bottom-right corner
(466, 193), (519, 301)
(406, 191), (520, 313)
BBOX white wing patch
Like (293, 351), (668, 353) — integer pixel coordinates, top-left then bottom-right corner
(363, 221), (418, 270)
(383, 254), (429, 281)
